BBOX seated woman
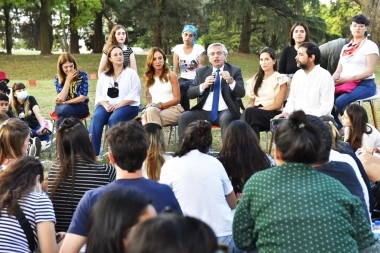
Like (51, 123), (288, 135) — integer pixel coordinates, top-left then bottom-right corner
(160, 120), (241, 253)
(142, 47), (183, 126)
(142, 123), (172, 181)
(240, 47), (288, 138)
(85, 188), (156, 253)
(0, 156), (64, 253)
(0, 118), (31, 170)
(54, 52), (89, 127)
(126, 214), (218, 253)
(48, 118), (116, 232)
(89, 45), (141, 155)
(217, 120), (273, 196)
(233, 110), (379, 252)
(342, 103), (380, 151)
(332, 14), (379, 133)
(10, 82), (50, 143)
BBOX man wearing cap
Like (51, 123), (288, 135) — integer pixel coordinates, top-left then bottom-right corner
(0, 71), (10, 96)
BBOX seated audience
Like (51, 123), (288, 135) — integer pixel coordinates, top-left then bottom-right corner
(343, 103), (380, 151)
(160, 120), (241, 252)
(59, 121), (181, 253)
(0, 74), (11, 95)
(126, 214), (218, 253)
(275, 42), (334, 119)
(0, 93), (12, 117)
(233, 110), (379, 252)
(0, 156), (64, 253)
(48, 118), (116, 232)
(89, 45), (141, 156)
(240, 47), (288, 138)
(54, 53), (90, 127)
(142, 123), (172, 181)
(178, 42), (245, 142)
(142, 47), (183, 126)
(85, 188), (156, 253)
(332, 14), (378, 133)
(217, 120), (273, 196)
(0, 118), (31, 170)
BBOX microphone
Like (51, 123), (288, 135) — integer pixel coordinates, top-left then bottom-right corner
(210, 71), (216, 92)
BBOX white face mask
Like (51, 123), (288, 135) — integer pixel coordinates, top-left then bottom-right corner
(17, 90), (28, 101)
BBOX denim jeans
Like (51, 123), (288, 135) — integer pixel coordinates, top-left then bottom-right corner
(218, 235), (245, 253)
(55, 102), (89, 128)
(179, 78), (194, 111)
(89, 105), (139, 155)
(30, 124), (50, 141)
(332, 79), (376, 129)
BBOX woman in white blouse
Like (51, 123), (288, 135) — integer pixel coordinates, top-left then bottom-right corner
(89, 45), (141, 155)
(240, 47), (289, 138)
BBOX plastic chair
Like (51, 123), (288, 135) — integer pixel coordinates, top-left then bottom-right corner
(355, 90), (380, 130)
(48, 111), (91, 158)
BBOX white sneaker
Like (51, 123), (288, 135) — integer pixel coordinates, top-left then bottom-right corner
(41, 141), (51, 152)
(29, 137), (41, 158)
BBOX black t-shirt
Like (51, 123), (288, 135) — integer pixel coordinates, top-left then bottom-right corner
(16, 96), (39, 128)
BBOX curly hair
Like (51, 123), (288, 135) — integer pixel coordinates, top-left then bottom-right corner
(0, 156), (44, 216)
(143, 47), (170, 88)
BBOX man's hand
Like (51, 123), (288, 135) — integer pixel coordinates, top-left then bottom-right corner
(201, 75), (215, 90)
(220, 71), (233, 84)
(274, 112), (289, 119)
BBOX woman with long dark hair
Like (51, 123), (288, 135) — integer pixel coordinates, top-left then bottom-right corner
(48, 118), (116, 232)
(217, 120), (273, 195)
(240, 47), (288, 138)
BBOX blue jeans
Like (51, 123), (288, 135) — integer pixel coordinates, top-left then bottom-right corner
(179, 78), (194, 111)
(30, 124), (50, 141)
(89, 105), (139, 155)
(332, 79), (376, 129)
(55, 102), (89, 128)
(218, 235), (244, 253)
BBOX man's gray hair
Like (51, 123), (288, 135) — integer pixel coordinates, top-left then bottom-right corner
(207, 43), (228, 56)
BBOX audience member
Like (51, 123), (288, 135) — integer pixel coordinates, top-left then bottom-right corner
(0, 93), (12, 117)
(172, 25), (205, 111)
(142, 123), (172, 181)
(48, 118), (116, 232)
(332, 14), (379, 133)
(142, 47), (183, 126)
(126, 214), (218, 253)
(178, 42), (245, 141)
(89, 45), (141, 156)
(54, 53), (90, 127)
(160, 120), (241, 252)
(10, 82), (50, 144)
(0, 118), (31, 170)
(342, 103), (380, 151)
(85, 188), (156, 253)
(359, 149), (380, 182)
(98, 24), (137, 76)
(217, 120), (273, 196)
(233, 110), (379, 252)
(275, 42), (334, 118)
(278, 22), (310, 78)
(59, 121), (181, 253)
(0, 72), (10, 96)
(0, 156), (64, 253)
(240, 47), (288, 138)
(0, 112), (9, 122)
(319, 38), (350, 75)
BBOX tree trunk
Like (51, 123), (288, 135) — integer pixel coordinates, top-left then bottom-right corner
(154, 0), (164, 48)
(4, 4), (12, 54)
(238, 9), (252, 54)
(39, 0), (51, 55)
(69, 2), (80, 54)
(93, 11), (104, 53)
(353, 0), (380, 45)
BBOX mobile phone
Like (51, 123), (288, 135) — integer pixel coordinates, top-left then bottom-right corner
(270, 117), (287, 132)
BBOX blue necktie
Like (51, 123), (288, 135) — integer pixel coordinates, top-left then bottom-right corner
(211, 69), (220, 122)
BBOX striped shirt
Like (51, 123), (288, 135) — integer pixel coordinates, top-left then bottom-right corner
(0, 192), (55, 253)
(48, 159), (116, 232)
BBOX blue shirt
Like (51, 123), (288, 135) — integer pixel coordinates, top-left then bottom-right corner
(54, 70), (89, 102)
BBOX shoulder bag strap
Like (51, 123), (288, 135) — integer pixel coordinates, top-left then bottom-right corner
(15, 203), (36, 253)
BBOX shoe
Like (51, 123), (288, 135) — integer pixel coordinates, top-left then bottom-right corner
(40, 141), (51, 152)
(30, 137), (41, 158)
(28, 144), (36, 157)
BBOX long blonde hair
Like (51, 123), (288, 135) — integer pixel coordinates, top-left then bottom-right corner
(10, 83), (30, 119)
(144, 123), (167, 181)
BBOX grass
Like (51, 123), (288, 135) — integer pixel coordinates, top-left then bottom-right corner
(2, 53), (380, 159)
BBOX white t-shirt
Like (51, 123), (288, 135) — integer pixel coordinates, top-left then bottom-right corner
(149, 76), (174, 104)
(160, 150), (234, 237)
(172, 44), (205, 80)
(340, 39), (379, 80)
(344, 123), (380, 148)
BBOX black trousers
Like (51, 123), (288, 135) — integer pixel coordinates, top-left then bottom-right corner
(240, 107), (281, 139)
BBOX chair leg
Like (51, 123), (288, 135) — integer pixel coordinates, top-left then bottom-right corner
(265, 132), (269, 152)
(370, 101), (379, 130)
(268, 132), (274, 154)
(168, 126), (173, 147)
(49, 122), (56, 158)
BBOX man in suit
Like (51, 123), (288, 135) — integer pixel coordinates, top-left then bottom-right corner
(178, 42), (245, 141)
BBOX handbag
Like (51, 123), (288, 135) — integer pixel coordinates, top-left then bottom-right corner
(15, 203), (36, 252)
(334, 80), (360, 94)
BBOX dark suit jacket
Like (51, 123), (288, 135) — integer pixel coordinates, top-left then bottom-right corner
(186, 62), (245, 119)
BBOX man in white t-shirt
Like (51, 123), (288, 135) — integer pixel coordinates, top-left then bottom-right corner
(276, 42), (334, 119)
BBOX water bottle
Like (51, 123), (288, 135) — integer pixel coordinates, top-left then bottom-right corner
(373, 220), (380, 239)
(208, 145), (214, 157)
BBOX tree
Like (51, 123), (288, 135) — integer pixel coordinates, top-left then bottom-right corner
(353, 0), (380, 45)
(39, 0), (51, 54)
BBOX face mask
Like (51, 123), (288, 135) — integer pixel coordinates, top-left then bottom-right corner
(17, 90), (28, 101)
